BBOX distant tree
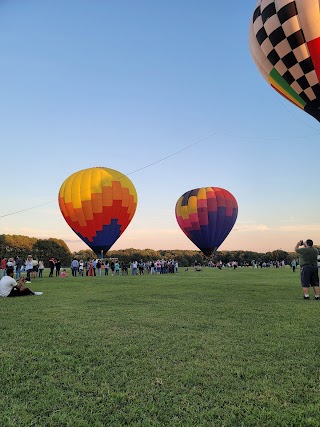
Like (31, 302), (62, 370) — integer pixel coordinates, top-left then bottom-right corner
(270, 249), (290, 264)
(177, 257), (189, 267)
(0, 234), (37, 259)
(33, 239), (72, 266)
(258, 253), (271, 263)
(73, 249), (96, 260)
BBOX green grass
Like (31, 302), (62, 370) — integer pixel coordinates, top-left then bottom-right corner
(0, 267), (319, 426)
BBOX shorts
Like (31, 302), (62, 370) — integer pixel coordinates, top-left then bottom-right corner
(300, 266), (319, 287)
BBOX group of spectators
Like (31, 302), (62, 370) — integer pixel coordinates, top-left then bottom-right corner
(207, 260), (289, 269)
(68, 258), (179, 276)
(0, 256), (180, 279)
(0, 255), (62, 283)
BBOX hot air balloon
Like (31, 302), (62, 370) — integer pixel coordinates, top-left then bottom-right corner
(175, 187), (238, 257)
(249, 0), (320, 122)
(58, 167), (137, 257)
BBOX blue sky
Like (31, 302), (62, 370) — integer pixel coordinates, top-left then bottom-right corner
(0, 0), (319, 253)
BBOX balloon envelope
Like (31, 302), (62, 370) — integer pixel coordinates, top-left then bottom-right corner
(175, 187), (238, 257)
(249, 0), (320, 122)
(58, 167), (137, 256)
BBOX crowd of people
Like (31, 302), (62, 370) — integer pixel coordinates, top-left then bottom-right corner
(207, 260), (288, 269)
(0, 254), (312, 280)
(68, 258), (179, 276)
(0, 255), (62, 282)
(0, 239), (319, 300)
(0, 256), (180, 279)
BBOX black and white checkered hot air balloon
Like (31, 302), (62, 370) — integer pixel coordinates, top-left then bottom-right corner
(249, 0), (320, 122)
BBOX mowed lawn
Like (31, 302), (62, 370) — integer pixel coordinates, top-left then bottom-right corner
(1, 267), (319, 427)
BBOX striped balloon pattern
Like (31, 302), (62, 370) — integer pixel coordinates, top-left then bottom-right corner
(58, 167), (137, 256)
(175, 187), (238, 257)
(249, 0), (320, 122)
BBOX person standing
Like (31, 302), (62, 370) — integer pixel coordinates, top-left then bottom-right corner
(31, 258), (39, 279)
(15, 256), (23, 279)
(89, 260), (93, 277)
(25, 255), (34, 284)
(49, 258), (55, 277)
(71, 258), (79, 277)
(295, 239), (319, 300)
(55, 259), (61, 277)
(79, 260), (84, 276)
(291, 259), (297, 273)
(138, 260), (144, 275)
(38, 260), (45, 278)
(1, 258), (7, 277)
(104, 262), (109, 276)
(175, 261), (179, 273)
(92, 259), (97, 276)
(131, 260), (138, 276)
(115, 261), (120, 276)
(110, 261), (115, 276)
(96, 259), (102, 276)
(85, 260), (90, 276)
(150, 261), (155, 275)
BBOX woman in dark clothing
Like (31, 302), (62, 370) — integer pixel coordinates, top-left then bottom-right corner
(55, 259), (61, 277)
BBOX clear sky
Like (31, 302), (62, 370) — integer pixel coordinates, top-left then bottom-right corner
(0, 0), (319, 254)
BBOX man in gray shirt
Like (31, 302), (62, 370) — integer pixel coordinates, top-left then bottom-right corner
(295, 239), (319, 300)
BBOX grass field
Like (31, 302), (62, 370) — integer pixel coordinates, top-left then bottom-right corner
(1, 267), (319, 427)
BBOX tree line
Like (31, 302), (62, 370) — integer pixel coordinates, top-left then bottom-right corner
(0, 234), (72, 267)
(0, 234), (303, 267)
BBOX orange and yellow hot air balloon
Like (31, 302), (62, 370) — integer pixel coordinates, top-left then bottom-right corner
(58, 167), (137, 256)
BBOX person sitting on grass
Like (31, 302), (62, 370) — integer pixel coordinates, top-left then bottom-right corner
(0, 267), (43, 297)
(60, 269), (68, 277)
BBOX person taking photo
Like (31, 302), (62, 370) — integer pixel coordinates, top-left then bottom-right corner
(295, 239), (319, 300)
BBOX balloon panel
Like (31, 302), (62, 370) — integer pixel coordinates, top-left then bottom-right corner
(249, 0), (320, 122)
(175, 187), (238, 257)
(58, 167), (137, 255)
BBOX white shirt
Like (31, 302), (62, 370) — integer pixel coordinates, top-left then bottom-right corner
(0, 276), (17, 297)
(25, 259), (33, 270)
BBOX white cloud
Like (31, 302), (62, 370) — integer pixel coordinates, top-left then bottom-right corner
(236, 224), (271, 232)
(235, 222), (320, 233)
(279, 224), (320, 232)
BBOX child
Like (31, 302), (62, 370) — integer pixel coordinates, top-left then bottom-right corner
(60, 269), (68, 277)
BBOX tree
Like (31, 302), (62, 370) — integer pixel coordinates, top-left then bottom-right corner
(270, 249), (290, 264)
(73, 249), (96, 260)
(33, 239), (72, 266)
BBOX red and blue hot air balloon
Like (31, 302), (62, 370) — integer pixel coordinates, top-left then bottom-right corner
(175, 187), (238, 257)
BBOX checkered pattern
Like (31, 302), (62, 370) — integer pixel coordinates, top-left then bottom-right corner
(252, 0), (320, 112)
